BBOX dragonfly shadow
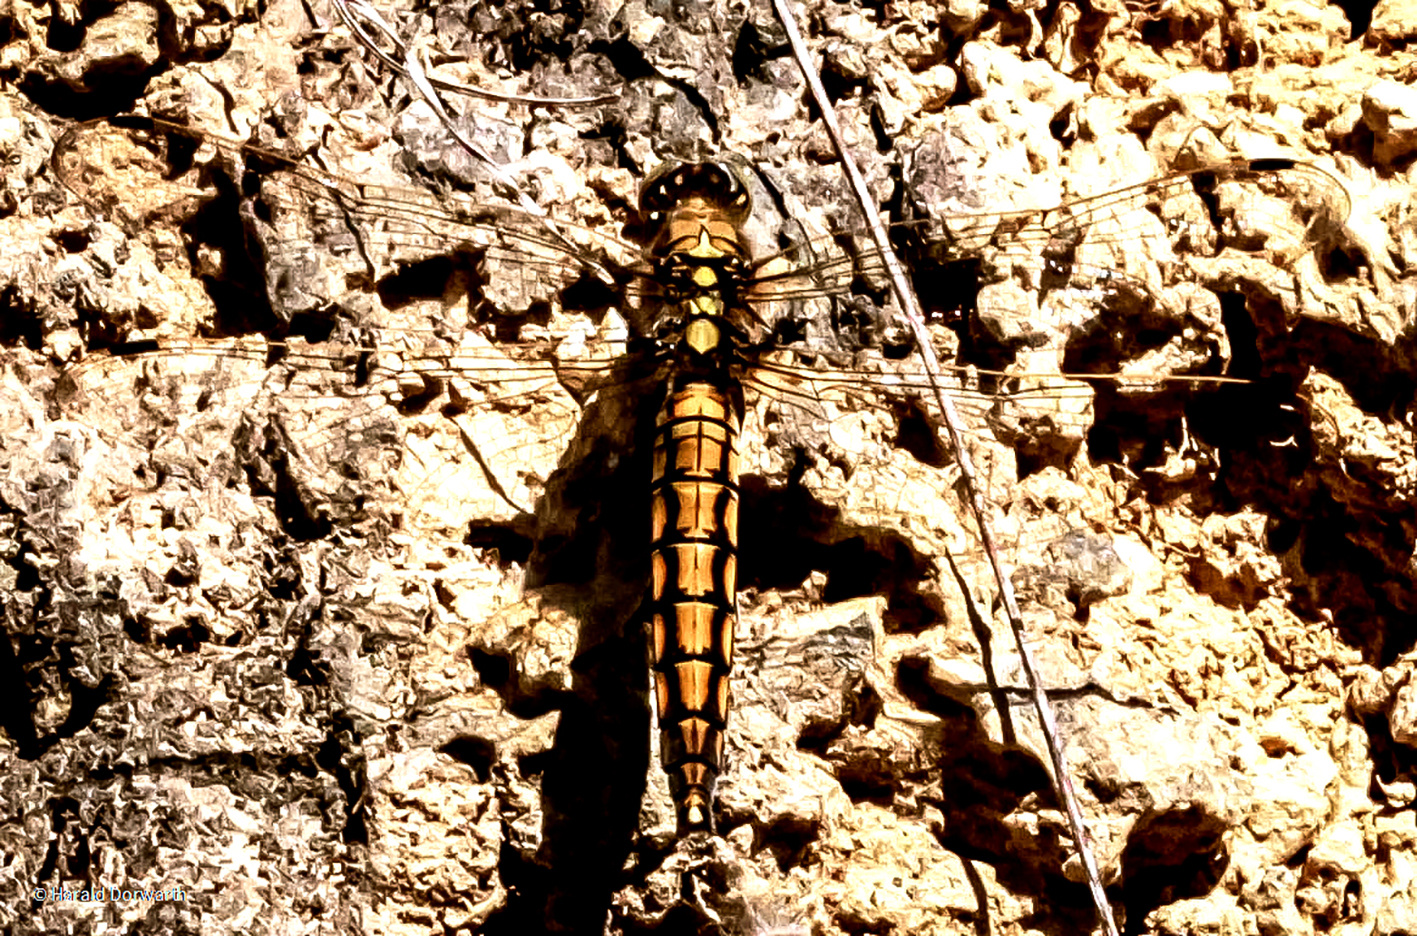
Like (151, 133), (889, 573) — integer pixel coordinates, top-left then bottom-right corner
(474, 394), (949, 929)
(477, 376), (657, 934)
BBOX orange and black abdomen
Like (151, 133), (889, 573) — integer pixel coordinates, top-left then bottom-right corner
(647, 379), (740, 833)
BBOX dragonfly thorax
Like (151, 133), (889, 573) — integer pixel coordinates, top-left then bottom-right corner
(641, 182), (759, 365)
(654, 241), (748, 300)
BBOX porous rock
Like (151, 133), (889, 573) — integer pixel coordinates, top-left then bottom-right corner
(0, 0), (1413, 934)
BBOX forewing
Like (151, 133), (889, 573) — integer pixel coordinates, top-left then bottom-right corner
(53, 117), (652, 326)
(734, 156), (1349, 585)
(745, 157), (1348, 338)
(52, 118), (651, 543)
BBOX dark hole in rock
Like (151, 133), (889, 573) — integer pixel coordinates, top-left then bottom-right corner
(759, 814), (819, 872)
(441, 736), (497, 783)
(1119, 805), (1230, 934)
(466, 521), (536, 567)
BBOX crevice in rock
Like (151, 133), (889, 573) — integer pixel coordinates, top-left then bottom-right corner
(465, 519), (537, 567)
(177, 169), (286, 338)
(983, 8), (1042, 51)
(837, 910), (897, 935)
(441, 736), (497, 783)
(758, 814), (820, 872)
(1299, 510), (1407, 656)
(892, 397), (951, 467)
(819, 53), (867, 107)
(834, 763), (897, 808)
(317, 717), (370, 844)
(154, 617), (211, 652)
(1360, 713), (1417, 804)
(467, 643), (576, 720)
(1290, 317), (1416, 414)
(1117, 805), (1230, 935)
(18, 66), (154, 122)
(0, 609), (42, 758)
(239, 425), (336, 542)
(738, 473), (944, 634)
(0, 284), (43, 351)
(1, 597), (120, 760)
(1137, 9), (1214, 54)
(489, 0), (587, 71)
(1330, 0), (1376, 38)
(375, 253), (473, 308)
(731, 19), (787, 86)
(592, 36), (722, 146)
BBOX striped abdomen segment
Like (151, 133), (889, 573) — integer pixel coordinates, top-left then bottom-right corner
(648, 380), (740, 834)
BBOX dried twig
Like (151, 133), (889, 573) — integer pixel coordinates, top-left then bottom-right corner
(331, 0), (616, 108)
(770, 1), (1123, 933)
(331, 0), (607, 270)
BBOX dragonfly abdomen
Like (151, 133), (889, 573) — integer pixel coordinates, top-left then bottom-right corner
(638, 159), (757, 834)
(648, 378), (741, 833)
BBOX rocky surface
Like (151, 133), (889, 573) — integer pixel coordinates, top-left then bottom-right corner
(0, 0), (1413, 934)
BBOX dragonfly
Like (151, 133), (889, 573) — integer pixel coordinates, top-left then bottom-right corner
(49, 115), (1349, 840)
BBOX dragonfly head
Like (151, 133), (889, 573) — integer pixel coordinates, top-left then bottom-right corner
(640, 160), (759, 273)
(640, 159), (754, 222)
(640, 160), (755, 264)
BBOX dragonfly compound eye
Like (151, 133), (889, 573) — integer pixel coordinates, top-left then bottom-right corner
(639, 161), (684, 216)
(639, 160), (754, 222)
(705, 160), (752, 217)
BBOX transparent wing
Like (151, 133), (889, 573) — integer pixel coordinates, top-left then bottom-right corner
(747, 156), (1349, 305)
(60, 328), (1111, 544)
(51, 117), (660, 546)
(51, 117), (1351, 583)
(56, 117), (1350, 333)
(52, 116), (656, 327)
(733, 153), (1349, 592)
